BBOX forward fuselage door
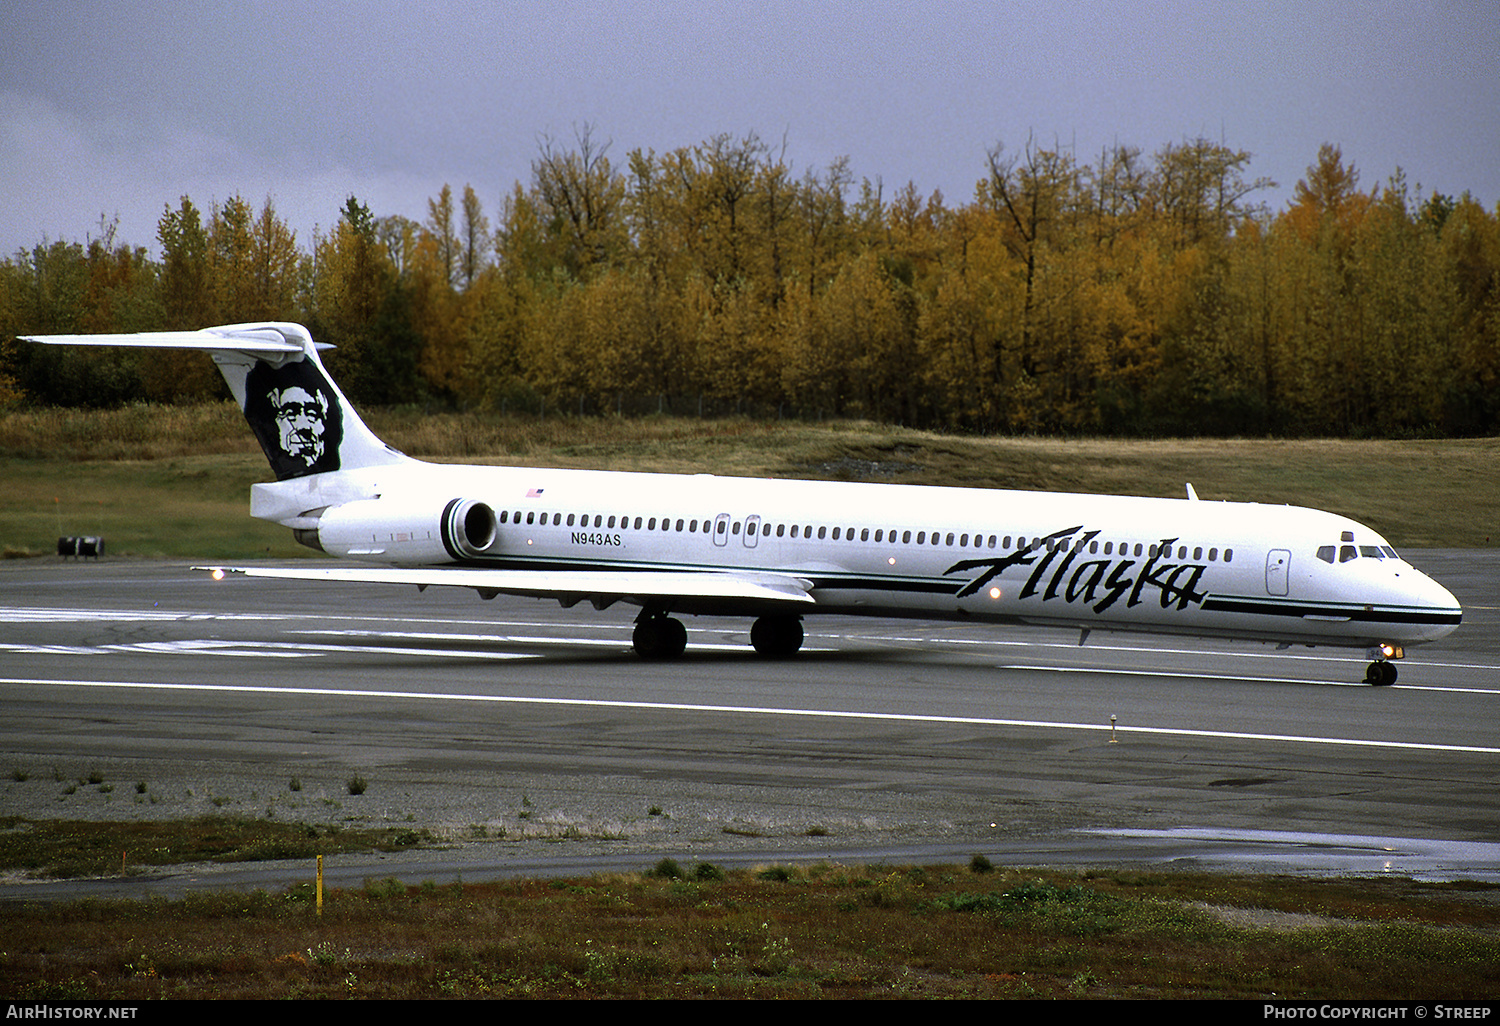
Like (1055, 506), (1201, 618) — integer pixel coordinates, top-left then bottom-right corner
(1266, 549), (1291, 596)
(712, 512), (731, 547)
(742, 514), (761, 548)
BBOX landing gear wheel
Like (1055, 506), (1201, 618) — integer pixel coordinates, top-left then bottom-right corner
(750, 615), (804, 658)
(1364, 660), (1398, 686)
(633, 615), (687, 660)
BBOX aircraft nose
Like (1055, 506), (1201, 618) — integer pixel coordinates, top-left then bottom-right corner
(1401, 567), (1463, 644)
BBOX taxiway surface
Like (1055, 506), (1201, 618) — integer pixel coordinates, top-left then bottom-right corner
(2, 552), (1496, 898)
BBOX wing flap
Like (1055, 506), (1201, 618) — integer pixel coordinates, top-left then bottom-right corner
(198, 565), (816, 607)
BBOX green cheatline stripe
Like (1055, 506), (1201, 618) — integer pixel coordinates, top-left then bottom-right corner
(1201, 594), (1462, 625)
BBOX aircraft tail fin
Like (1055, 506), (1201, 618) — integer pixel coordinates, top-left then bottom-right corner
(23, 322), (409, 481)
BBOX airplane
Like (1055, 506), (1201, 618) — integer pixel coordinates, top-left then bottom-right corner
(24, 321), (1462, 684)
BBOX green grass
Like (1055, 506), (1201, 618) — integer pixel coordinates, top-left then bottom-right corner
(3, 404), (1497, 556)
(0, 817), (432, 878)
(0, 454), (302, 560)
(2, 861), (1497, 999)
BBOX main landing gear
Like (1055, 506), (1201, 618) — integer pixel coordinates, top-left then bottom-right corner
(631, 610), (805, 660)
(749, 614), (804, 658)
(632, 612), (687, 660)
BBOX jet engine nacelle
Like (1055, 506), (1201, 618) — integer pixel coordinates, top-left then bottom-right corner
(296, 497), (498, 564)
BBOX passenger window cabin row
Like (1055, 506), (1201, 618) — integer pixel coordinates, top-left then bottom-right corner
(498, 508), (1235, 564)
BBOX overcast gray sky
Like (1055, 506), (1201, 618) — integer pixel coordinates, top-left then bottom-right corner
(2, 0), (1496, 259)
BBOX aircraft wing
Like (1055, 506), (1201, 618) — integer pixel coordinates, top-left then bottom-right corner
(198, 564), (817, 608)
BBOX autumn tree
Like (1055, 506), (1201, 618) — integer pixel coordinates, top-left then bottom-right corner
(308, 196), (420, 403)
(425, 185), (461, 289)
(797, 156), (853, 299)
(1150, 138), (1275, 247)
(2, 235), (150, 405)
(1439, 193), (1500, 431)
(206, 195), (255, 319)
(979, 137), (1079, 393)
(459, 184), (491, 290)
(530, 125), (627, 279)
(157, 197), (215, 327)
(408, 185), (494, 399)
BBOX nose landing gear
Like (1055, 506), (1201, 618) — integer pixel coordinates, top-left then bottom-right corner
(1364, 643), (1404, 686)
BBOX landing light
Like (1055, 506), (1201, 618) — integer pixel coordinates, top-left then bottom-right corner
(887, 556), (896, 565)
(989, 586), (1002, 600)
(211, 568), (225, 581)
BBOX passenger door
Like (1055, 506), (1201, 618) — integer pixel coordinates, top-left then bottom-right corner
(1265, 549), (1291, 596)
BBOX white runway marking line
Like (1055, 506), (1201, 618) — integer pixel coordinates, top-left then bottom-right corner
(0, 640), (538, 661)
(0, 641), (317, 659)
(2, 676), (1495, 756)
(293, 628), (819, 654)
(1001, 662), (1500, 694)
(0, 607), (297, 623)
(300, 628), (628, 647)
(856, 630), (1498, 672)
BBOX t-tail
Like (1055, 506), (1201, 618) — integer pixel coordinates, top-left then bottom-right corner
(23, 322), (408, 481)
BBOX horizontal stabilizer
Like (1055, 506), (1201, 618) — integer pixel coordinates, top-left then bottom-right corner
(23, 323), (332, 354)
(198, 565), (817, 607)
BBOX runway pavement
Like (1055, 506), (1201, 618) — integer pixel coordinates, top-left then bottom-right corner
(1, 550), (1496, 898)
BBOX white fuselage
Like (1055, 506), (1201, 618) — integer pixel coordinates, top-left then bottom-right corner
(252, 457), (1462, 652)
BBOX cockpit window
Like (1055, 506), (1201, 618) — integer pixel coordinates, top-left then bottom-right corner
(1320, 540), (1404, 564)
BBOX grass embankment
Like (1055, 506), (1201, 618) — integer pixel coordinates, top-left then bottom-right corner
(3, 402), (1497, 556)
(0, 815), (430, 880)
(2, 859), (1497, 999)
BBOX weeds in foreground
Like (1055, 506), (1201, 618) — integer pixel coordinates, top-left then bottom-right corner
(2, 865), (1497, 1000)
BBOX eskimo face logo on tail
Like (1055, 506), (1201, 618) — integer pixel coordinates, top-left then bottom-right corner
(243, 360), (344, 479)
(272, 385), (328, 464)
